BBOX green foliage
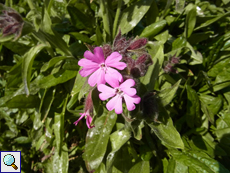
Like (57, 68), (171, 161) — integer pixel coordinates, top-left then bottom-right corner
(0, 0), (230, 172)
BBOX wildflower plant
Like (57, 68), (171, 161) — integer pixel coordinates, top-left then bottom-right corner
(0, 1), (230, 173)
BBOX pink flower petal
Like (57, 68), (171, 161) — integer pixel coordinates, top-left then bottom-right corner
(73, 113), (86, 126)
(119, 79), (136, 96)
(86, 115), (95, 128)
(105, 73), (120, 88)
(78, 59), (99, 69)
(84, 50), (98, 62)
(123, 94), (141, 111)
(98, 84), (116, 100)
(120, 79), (135, 88)
(105, 52), (127, 70)
(94, 47), (105, 63)
(106, 95), (123, 114)
(88, 68), (106, 86)
(106, 67), (123, 82)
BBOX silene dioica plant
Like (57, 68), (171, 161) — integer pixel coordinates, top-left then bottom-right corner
(0, 0), (230, 173)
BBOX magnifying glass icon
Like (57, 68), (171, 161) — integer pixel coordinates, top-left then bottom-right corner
(3, 154), (18, 170)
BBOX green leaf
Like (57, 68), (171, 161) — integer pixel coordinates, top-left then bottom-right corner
(185, 5), (196, 38)
(62, 58), (79, 71)
(119, 0), (153, 34)
(199, 94), (222, 124)
(37, 69), (78, 89)
(67, 6), (92, 30)
(84, 110), (117, 171)
(158, 79), (181, 107)
(22, 44), (46, 95)
(128, 161), (150, 173)
(106, 129), (131, 172)
(186, 42), (203, 65)
(195, 11), (230, 31)
(14, 136), (31, 144)
(186, 84), (201, 127)
(140, 20), (167, 38)
(170, 150), (230, 173)
(53, 96), (68, 155)
(52, 143), (69, 173)
(140, 42), (164, 91)
(41, 56), (69, 72)
(148, 116), (184, 149)
(4, 94), (40, 108)
(70, 32), (93, 44)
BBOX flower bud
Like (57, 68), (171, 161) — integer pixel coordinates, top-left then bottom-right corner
(0, 5), (24, 40)
(84, 90), (94, 115)
(127, 38), (148, 50)
(102, 44), (112, 58)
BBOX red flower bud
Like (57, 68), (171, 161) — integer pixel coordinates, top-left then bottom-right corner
(0, 6), (24, 40)
(127, 38), (148, 50)
(102, 44), (112, 58)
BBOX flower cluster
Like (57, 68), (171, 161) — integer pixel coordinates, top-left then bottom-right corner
(75, 32), (153, 128)
(0, 4), (24, 40)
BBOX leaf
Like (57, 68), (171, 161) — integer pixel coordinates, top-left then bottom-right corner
(186, 84), (201, 127)
(67, 6), (92, 30)
(158, 79), (181, 107)
(84, 110), (117, 171)
(22, 44), (46, 95)
(37, 69), (78, 89)
(14, 136), (31, 144)
(106, 129), (131, 172)
(128, 161), (150, 173)
(170, 150), (230, 173)
(70, 32), (93, 43)
(4, 94), (40, 108)
(199, 94), (222, 124)
(119, 0), (153, 34)
(53, 96), (68, 155)
(62, 58), (79, 71)
(41, 56), (69, 72)
(140, 42), (164, 91)
(185, 5), (196, 38)
(140, 20), (167, 38)
(52, 143), (69, 173)
(186, 42), (203, 65)
(195, 11), (230, 31)
(175, 0), (185, 13)
(148, 117), (184, 149)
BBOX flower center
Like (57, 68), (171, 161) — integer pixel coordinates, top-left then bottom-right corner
(100, 63), (107, 72)
(115, 88), (124, 97)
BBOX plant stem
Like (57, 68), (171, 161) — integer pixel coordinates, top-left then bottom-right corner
(27, 0), (35, 10)
(113, 0), (122, 39)
(100, 0), (111, 42)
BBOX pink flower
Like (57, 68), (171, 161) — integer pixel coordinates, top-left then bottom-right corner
(73, 91), (95, 129)
(78, 47), (127, 86)
(73, 112), (95, 129)
(98, 76), (141, 114)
